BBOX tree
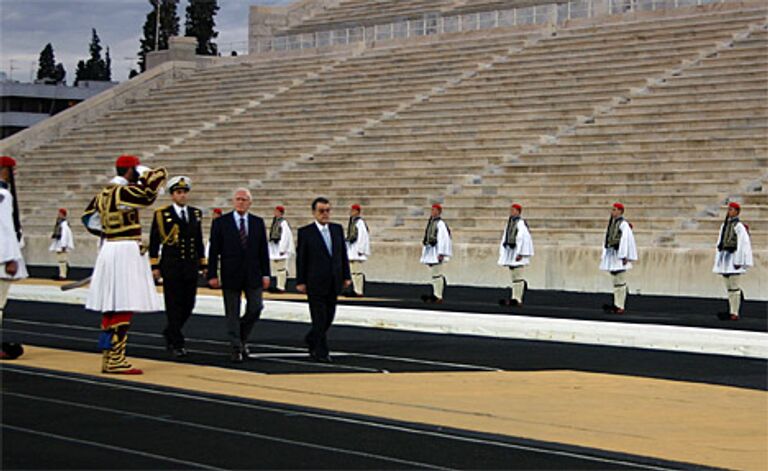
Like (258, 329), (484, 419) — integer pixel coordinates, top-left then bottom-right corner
(37, 44), (56, 81)
(37, 43), (66, 84)
(138, 0), (180, 72)
(74, 60), (87, 85)
(53, 63), (66, 83)
(185, 0), (219, 56)
(105, 47), (112, 81)
(75, 29), (111, 85)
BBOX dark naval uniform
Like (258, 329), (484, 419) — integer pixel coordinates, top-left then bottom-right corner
(149, 202), (206, 352)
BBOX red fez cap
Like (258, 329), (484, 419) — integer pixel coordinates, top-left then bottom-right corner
(613, 202), (625, 211)
(351, 204), (361, 211)
(0, 156), (16, 167)
(728, 202), (741, 210)
(58, 208), (67, 215)
(115, 154), (140, 168)
(432, 203), (442, 211)
(276, 205), (285, 213)
(213, 208), (223, 215)
(512, 203), (522, 211)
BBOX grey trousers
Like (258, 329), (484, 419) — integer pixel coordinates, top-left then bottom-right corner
(223, 287), (264, 349)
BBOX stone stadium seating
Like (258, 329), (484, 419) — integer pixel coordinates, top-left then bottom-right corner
(16, 52), (348, 229)
(263, 7), (768, 249)
(4, 0), (765, 297)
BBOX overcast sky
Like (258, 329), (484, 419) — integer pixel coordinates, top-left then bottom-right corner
(0, 0), (293, 84)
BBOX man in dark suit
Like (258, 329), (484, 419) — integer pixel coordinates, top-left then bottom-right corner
(207, 188), (270, 363)
(296, 197), (351, 362)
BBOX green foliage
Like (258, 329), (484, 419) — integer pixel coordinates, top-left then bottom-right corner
(185, 0), (219, 56)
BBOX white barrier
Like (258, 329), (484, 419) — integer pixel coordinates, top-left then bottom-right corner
(9, 283), (767, 359)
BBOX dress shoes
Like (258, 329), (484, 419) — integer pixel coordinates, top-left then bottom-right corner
(309, 350), (333, 363)
(171, 347), (188, 358)
(230, 350), (244, 363)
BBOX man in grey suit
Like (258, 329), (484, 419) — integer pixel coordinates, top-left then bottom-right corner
(296, 197), (351, 362)
(208, 188), (271, 363)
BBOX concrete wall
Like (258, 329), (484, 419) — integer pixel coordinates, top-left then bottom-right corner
(20, 234), (767, 300)
(146, 37), (199, 70)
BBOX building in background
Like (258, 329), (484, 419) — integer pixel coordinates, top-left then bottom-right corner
(0, 76), (116, 139)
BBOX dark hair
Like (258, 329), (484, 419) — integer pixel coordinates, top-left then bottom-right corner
(311, 197), (330, 211)
(116, 166), (131, 176)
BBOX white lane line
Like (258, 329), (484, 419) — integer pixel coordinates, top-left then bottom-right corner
(3, 328), (383, 374)
(2, 328), (248, 360)
(247, 352), (347, 359)
(5, 318), (500, 371)
(4, 367), (672, 470)
(11, 284), (767, 359)
(3, 391), (450, 470)
(254, 356), (389, 374)
(1, 424), (226, 470)
(335, 351), (501, 372)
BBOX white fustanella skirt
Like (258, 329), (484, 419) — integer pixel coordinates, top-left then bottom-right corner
(86, 240), (161, 313)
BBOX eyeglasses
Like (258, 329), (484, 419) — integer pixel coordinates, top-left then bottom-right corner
(316, 208), (331, 213)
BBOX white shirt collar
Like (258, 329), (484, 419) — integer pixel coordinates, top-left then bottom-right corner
(173, 203), (187, 218)
(315, 221), (328, 231)
(234, 212), (248, 234)
(110, 176), (129, 186)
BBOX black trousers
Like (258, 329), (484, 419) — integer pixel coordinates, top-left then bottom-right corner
(306, 293), (337, 357)
(223, 286), (263, 349)
(161, 265), (199, 349)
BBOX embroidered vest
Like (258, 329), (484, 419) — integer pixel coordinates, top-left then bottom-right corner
(423, 217), (449, 247)
(717, 217), (739, 253)
(269, 217), (284, 243)
(604, 217), (624, 250)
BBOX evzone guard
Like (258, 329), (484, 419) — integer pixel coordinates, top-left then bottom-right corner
(420, 203), (452, 304)
(82, 155), (167, 374)
(0, 156), (27, 360)
(600, 202), (638, 314)
(345, 203), (370, 297)
(498, 203), (534, 307)
(267, 205), (294, 293)
(713, 202), (753, 321)
(49, 208), (74, 280)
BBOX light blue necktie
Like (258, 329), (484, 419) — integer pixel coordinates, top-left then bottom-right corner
(321, 226), (332, 255)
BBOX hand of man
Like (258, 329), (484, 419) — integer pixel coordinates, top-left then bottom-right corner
(734, 265), (742, 270)
(438, 255), (444, 262)
(5, 260), (18, 276)
(152, 269), (161, 280)
(262, 277), (270, 290)
(622, 258), (628, 266)
(208, 277), (220, 289)
(515, 255), (522, 262)
(343, 279), (352, 289)
(296, 284), (307, 294)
